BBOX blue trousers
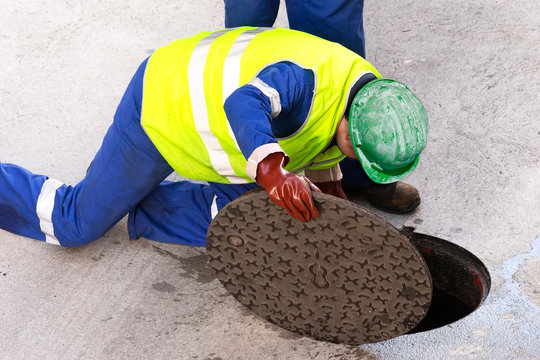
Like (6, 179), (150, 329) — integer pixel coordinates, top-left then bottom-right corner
(0, 58), (257, 247)
(0, 55), (371, 247)
(224, 0), (366, 58)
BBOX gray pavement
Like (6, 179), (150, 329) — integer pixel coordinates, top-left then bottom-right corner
(1, 0), (539, 359)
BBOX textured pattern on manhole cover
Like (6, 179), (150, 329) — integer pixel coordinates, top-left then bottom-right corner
(206, 189), (432, 344)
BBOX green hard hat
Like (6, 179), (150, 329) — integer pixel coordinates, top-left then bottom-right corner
(349, 79), (428, 184)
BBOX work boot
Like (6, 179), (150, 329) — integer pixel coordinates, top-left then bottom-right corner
(358, 181), (420, 214)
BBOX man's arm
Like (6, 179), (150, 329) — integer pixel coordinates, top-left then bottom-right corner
(223, 62), (320, 221)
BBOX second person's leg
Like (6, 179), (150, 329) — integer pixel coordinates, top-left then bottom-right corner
(285, 0), (366, 57)
(224, 0), (280, 28)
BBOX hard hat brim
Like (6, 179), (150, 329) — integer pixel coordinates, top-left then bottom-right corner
(355, 149), (421, 184)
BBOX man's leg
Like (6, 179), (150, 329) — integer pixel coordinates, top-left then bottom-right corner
(0, 165), (50, 241)
(340, 157), (376, 190)
(127, 180), (216, 246)
(128, 181), (259, 246)
(0, 58), (173, 246)
(340, 158), (420, 214)
(224, 0), (280, 28)
(284, 0), (366, 58)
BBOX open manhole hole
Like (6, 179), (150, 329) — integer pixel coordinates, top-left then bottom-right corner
(401, 227), (491, 333)
(207, 189), (492, 344)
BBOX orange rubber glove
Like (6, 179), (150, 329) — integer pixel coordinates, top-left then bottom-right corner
(256, 152), (320, 222)
(314, 181), (348, 200)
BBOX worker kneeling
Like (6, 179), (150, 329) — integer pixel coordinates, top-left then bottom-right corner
(0, 27), (428, 247)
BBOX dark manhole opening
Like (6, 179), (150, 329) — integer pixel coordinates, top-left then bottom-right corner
(401, 227), (491, 334)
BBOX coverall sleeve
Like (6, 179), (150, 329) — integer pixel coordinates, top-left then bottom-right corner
(223, 62), (314, 180)
(305, 165), (343, 182)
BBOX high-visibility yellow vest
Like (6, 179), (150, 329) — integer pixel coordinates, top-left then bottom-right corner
(141, 27), (381, 184)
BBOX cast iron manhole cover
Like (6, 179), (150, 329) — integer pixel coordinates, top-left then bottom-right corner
(206, 189), (432, 344)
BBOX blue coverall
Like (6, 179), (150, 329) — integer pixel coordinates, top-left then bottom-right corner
(0, 59), (372, 247)
(224, 0), (366, 58)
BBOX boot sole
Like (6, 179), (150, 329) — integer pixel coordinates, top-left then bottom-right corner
(206, 188), (432, 344)
(367, 197), (421, 214)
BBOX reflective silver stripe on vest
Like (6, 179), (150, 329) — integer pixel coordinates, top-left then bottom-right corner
(188, 30), (241, 183)
(188, 28), (270, 183)
(222, 28), (269, 100)
(247, 77), (282, 118)
(36, 178), (63, 246)
(222, 28), (269, 157)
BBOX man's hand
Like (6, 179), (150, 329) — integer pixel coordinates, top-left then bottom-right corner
(256, 152), (320, 222)
(314, 181), (348, 200)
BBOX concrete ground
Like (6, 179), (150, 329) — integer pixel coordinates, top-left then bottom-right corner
(1, 0), (539, 359)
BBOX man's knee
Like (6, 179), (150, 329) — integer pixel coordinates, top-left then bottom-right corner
(56, 227), (103, 247)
